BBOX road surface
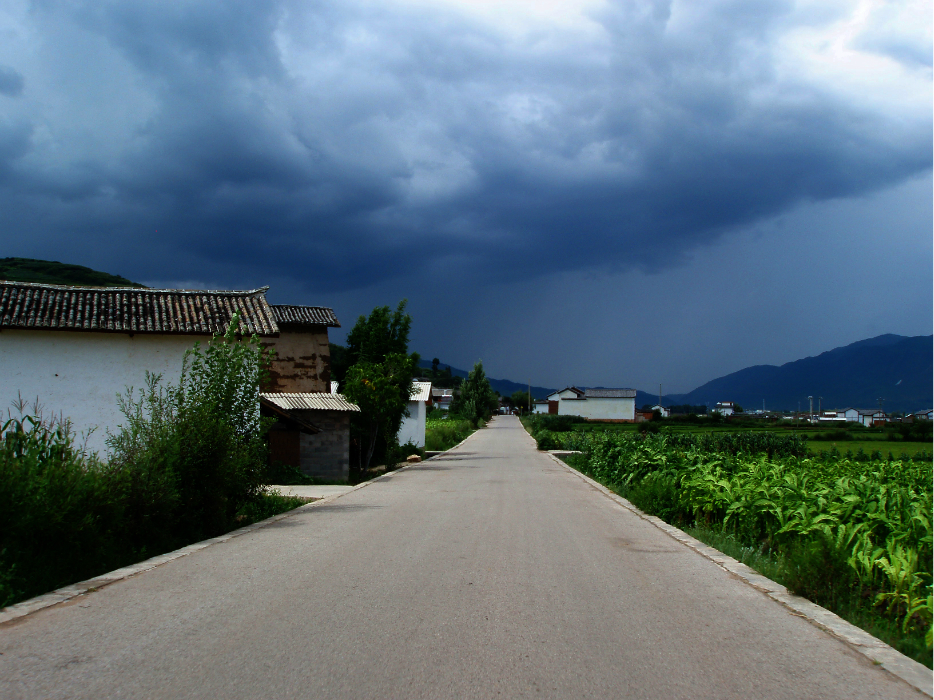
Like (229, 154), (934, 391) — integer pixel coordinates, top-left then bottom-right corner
(0, 416), (920, 698)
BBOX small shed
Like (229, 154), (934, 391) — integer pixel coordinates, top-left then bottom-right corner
(399, 382), (433, 448)
(261, 392), (360, 482)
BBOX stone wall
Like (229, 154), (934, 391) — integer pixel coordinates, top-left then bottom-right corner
(298, 411), (350, 482)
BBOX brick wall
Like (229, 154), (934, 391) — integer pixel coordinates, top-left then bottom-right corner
(297, 411), (350, 482)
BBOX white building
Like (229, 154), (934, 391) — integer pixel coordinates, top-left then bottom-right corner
(913, 409), (933, 421)
(547, 386), (636, 420)
(713, 402), (736, 416)
(399, 382), (433, 447)
(0, 281), (279, 455)
(651, 405), (670, 418)
(836, 408), (886, 426)
(532, 399), (550, 414)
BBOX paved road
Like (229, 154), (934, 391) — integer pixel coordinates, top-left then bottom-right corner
(0, 416), (920, 698)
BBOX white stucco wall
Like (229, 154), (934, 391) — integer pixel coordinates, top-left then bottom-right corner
(533, 403), (549, 414)
(398, 400), (427, 447)
(578, 397), (635, 420)
(557, 397), (634, 420)
(0, 330), (204, 456)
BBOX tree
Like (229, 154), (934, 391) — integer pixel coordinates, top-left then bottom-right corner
(509, 390), (532, 415)
(341, 300), (420, 471)
(451, 361), (499, 425)
(342, 353), (416, 471)
(346, 300), (418, 368)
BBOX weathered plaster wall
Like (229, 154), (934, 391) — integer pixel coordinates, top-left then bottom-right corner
(398, 400), (427, 447)
(261, 325), (330, 393)
(0, 329), (200, 455)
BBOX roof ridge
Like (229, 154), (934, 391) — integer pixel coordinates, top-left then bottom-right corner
(0, 279), (270, 295)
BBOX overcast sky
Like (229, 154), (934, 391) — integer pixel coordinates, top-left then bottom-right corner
(1, 0), (930, 392)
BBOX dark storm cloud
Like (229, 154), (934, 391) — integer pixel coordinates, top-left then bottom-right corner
(0, 66), (24, 97)
(0, 0), (930, 291)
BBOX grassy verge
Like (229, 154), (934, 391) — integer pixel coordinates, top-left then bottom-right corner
(425, 418), (477, 452)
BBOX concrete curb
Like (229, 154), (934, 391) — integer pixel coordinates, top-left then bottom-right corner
(547, 452), (933, 697)
(0, 421), (488, 628)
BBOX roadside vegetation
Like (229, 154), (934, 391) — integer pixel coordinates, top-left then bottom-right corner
(330, 301), (421, 476)
(524, 416), (933, 666)
(0, 316), (303, 609)
(422, 361), (499, 451)
(425, 418), (475, 451)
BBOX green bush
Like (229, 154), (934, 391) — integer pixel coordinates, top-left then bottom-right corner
(0, 315), (297, 609)
(425, 419), (474, 451)
(525, 414), (588, 433)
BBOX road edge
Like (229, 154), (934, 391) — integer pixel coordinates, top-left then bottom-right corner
(0, 425), (489, 628)
(548, 452), (933, 698)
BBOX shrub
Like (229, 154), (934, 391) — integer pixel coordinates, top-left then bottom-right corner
(0, 315), (294, 609)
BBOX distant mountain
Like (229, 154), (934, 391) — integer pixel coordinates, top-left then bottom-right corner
(0, 257), (144, 288)
(672, 335), (932, 413)
(417, 360), (555, 399)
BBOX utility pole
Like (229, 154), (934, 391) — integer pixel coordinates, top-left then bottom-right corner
(528, 379), (531, 415)
(659, 384), (662, 409)
(808, 396), (813, 423)
(818, 396), (822, 421)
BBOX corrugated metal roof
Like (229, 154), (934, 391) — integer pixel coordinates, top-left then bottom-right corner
(260, 392), (360, 412)
(409, 382), (432, 403)
(584, 388), (637, 399)
(270, 305), (340, 328)
(0, 281), (278, 336)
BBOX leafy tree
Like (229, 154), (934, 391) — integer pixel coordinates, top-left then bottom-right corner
(451, 361), (499, 425)
(509, 390), (532, 414)
(342, 353), (417, 471)
(341, 300), (420, 471)
(328, 342), (351, 384)
(346, 300), (419, 369)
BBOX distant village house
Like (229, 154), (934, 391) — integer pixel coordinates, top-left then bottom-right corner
(545, 386), (636, 421)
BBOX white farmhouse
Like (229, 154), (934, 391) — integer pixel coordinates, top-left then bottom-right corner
(0, 281), (279, 455)
(713, 402), (736, 416)
(547, 386), (636, 420)
(532, 399), (550, 414)
(398, 381), (433, 448)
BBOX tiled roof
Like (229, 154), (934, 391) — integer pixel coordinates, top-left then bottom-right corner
(260, 392), (360, 412)
(270, 305), (340, 328)
(584, 388), (637, 399)
(409, 382), (432, 402)
(0, 281), (278, 336)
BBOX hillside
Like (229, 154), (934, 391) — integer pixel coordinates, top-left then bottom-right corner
(673, 334), (932, 413)
(0, 258), (144, 287)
